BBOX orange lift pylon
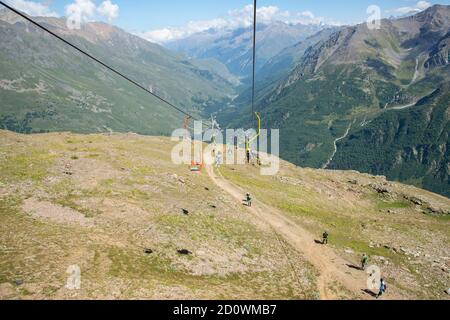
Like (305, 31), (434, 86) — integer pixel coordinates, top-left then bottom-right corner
(183, 115), (203, 173)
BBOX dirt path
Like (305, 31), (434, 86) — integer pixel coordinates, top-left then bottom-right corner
(389, 101), (418, 111)
(205, 157), (401, 300)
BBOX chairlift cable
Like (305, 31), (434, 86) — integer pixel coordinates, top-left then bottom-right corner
(0, 1), (198, 120)
(251, 0), (257, 123)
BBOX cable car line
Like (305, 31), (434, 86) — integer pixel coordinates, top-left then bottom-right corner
(0, 0), (198, 120)
(251, 0), (257, 122)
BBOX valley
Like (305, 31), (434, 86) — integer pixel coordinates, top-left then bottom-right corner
(0, 1), (449, 302)
(0, 9), (236, 136)
(222, 5), (450, 198)
(1, 5), (448, 197)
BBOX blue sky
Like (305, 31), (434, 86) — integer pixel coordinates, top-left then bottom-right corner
(4, 0), (450, 42)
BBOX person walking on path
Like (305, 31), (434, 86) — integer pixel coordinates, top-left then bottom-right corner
(322, 231), (329, 245)
(376, 279), (387, 299)
(361, 253), (369, 271)
(245, 193), (252, 207)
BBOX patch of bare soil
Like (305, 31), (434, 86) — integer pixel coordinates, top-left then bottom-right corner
(0, 283), (16, 299)
(176, 247), (260, 277)
(0, 187), (8, 197)
(149, 285), (197, 300)
(57, 157), (126, 189)
(22, 198), (93, 227)
(83, 198), (156, 226)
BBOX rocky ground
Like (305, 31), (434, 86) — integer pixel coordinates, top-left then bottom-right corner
(0, 130), (448, 300)
(0, 130), (317, 300)
(220, 158), (450, 299)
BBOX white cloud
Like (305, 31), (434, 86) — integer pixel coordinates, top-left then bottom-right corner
(280, 10), (290, 18)
(4, 0), (58, 17)
(228, 5), (280, 27)
(64, 0), (119, 25)
(97, 0), (119, 21)
(65, 0), (96, 23)
(139, 4), (339, 44)
(286, 10), (325, 25)
(140, 28), (187, 44)
(300, 11), (315, 19)
(138, 18), (229, 43)
(416, 1), (432, 10)
(388, 1), (431, 15)
(256, 6), (280, 23)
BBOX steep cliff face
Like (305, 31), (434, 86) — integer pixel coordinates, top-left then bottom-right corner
(425, 32), (450, 68)
(271, 28), (353, 97)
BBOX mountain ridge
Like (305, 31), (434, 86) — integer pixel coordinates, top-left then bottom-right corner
(0, 9), (236, 135)
(223, 4), (450, 197)
(166, 21), (328, 78)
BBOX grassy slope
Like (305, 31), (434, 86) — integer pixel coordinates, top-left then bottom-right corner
(218, 159), (450, 299)
(0, 19), (235, 135)
(0, 131), (448, 299)
(0, 130), (317, 300)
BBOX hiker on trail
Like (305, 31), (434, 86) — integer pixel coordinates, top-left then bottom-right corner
(361, 253), (369, 271)
(245, 193), (252, 207)
(376, 279), (387, 299)
(322, 231), (329, 245)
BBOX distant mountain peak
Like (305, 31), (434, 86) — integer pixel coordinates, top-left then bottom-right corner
(166, 20), (327, 77)
(0, 7), (26, 24)
(399, 4), (450, 27)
